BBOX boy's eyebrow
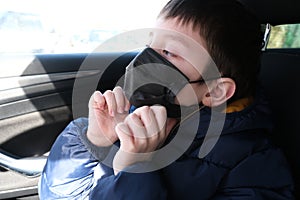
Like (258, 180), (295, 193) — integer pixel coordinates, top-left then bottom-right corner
(150, 30), (191, 49)
(162, 33), (191, 48)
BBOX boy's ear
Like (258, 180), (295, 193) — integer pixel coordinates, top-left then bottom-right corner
(202, 78), (236, 107)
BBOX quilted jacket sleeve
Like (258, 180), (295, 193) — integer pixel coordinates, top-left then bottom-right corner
(38, 118), (168, 200)
(38, 118), (111, 199)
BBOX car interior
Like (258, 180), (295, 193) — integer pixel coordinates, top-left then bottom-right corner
(0, 0), (299, 199)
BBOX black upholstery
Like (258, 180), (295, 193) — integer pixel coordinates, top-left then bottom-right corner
(239, 0), (300, 25)
(259, 49), (300, 198)
(237, 0), (300, 197)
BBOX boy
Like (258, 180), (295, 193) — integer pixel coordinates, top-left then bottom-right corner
(39, 0), (294, 199)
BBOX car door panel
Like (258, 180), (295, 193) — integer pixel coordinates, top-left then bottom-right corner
(0, 52), (136, 199)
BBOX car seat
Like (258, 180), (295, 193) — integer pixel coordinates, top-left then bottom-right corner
(239, 0), (300, 198)
(259, 50), (300, 199)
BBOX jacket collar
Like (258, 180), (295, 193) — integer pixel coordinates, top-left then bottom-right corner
(178, 90), (273, 140)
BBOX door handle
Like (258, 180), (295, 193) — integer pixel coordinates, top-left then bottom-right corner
(0, 152), (47, 177)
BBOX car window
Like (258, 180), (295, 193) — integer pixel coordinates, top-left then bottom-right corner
(267, 24), (300, 48)
(0, 0), (169, 54)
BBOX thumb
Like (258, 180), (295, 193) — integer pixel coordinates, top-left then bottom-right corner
(115, 123), (132, 146)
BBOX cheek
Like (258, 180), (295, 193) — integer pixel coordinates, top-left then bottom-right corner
(175, 84), (208, 106)
(175, 60), (201, 82)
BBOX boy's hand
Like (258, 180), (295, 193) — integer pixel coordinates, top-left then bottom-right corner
(87, 86), (130, 147)
(113, 105), (168, 174)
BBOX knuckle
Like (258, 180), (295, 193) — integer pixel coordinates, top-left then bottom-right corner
(136, 138), (148, 147)
(113, 86), (122, 92)
(133, 106), (149, 116)
(103, 90), (114, 98)
(139, 105), (151, 112)
(151, 105), (166, 114)
(126, 113), (139, 124)
(103, 90), (112, 94)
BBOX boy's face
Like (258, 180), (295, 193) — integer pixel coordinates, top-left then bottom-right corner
(150, 17), (211, 106)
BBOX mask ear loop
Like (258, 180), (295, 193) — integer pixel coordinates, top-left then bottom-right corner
(188, 76), (224, 84)
(167, 103), (206, 138)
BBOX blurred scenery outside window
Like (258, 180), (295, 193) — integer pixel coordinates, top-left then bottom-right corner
(267, 24), (300, 48)
(0, 0), (168, 54)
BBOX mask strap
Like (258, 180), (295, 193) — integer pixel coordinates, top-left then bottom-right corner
(188, 76), (223, 84)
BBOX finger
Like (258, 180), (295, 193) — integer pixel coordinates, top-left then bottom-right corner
(125, 113), (147, 139)
(115, 123), (132, 146)
(88, 91), (105, 109)
(113, 86), (126, 114)
(123, 90), (131, 112)
(103, 90), (117, 116)
(150, 105), (168, 148)
(93, 91), (106, 109)
(113, 86), (130, 113)
(150, 105), (167, 134)
(134, 106), (159, 138)
(115, 123), (135, 154)
(124, 98), (131, 112)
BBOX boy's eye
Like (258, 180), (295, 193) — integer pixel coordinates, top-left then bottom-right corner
(162, 49), (177, 58)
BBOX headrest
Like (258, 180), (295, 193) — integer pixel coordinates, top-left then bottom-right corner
(239, 0), (300, 25)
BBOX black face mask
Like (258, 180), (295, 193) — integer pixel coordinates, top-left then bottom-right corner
(123, 47), (203, 118)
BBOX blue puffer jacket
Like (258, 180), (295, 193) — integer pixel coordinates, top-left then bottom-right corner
(38, 93), (294, 200)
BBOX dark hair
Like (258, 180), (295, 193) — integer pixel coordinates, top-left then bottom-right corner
(158, 0), (264, 101)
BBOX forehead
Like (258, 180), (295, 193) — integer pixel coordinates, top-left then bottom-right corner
(154, 17), (205, 47)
